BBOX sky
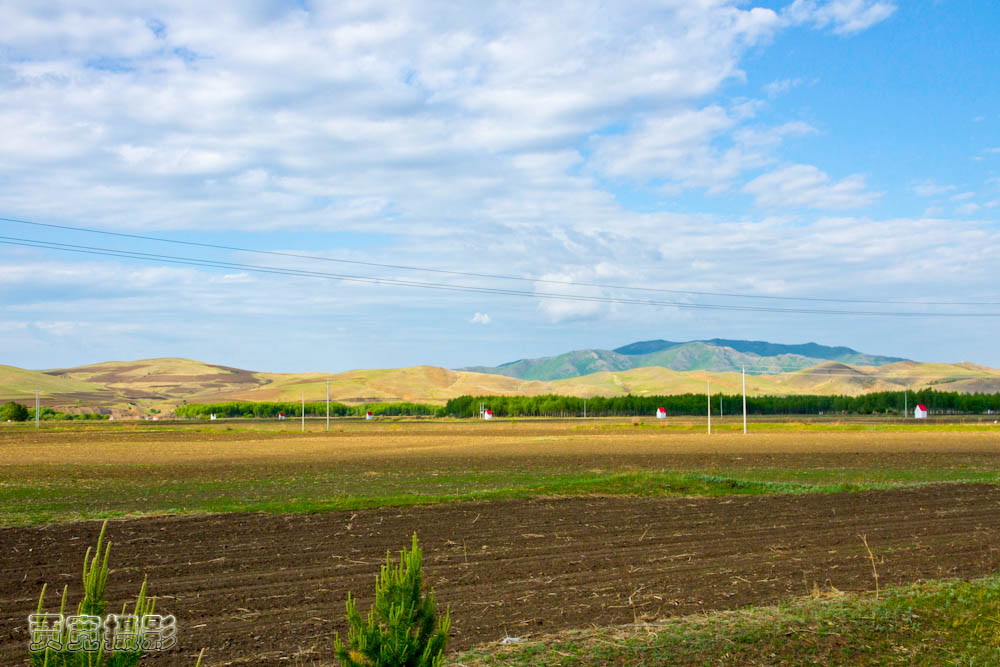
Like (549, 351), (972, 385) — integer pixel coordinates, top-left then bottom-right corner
(1, 0), (999, 372)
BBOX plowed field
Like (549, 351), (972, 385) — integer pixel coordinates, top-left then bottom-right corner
(3, 484), (999, 665)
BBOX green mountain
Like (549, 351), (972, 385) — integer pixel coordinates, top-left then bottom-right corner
(461, 339), (907, 381)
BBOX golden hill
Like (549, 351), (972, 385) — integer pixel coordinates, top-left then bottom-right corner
(2, 357), (998, 417)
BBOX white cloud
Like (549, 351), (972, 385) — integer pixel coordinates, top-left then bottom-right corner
(763, 78), (803, 97)
(784, 0), (897, 35)
(0, 0), (790, 234)
(3, 1), (983, 371)
(742, 164), (881, 209)
(589, 106), (814, 192)
(912, 180), (956, 197)
(470, 312), (491, 325)
(950, 191), (976, 201)
(956, 203), (981, 215)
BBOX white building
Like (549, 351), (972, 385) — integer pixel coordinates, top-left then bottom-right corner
(483, 409), (494, 420)
(656, 407), (667, 419)
(914, 403), (928, 419)
(365, 411), (374, 420)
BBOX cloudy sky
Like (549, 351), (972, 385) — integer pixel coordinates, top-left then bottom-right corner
(2, 0), (999, 372)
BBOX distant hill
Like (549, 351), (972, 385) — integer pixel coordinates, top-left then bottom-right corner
(461, 339), (906, 381)
(2, 348), (997, 419)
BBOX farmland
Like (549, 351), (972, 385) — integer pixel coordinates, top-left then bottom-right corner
(1, 419), (999, 664)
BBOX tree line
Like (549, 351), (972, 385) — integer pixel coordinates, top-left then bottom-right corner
(174, 400), (438, 418)
(1, 402), (109, 421)
(442, 389), (1000, 418)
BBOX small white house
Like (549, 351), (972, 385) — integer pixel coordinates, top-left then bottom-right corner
(914, 403), (928, 419)
(656, 407), (667, 419)
(483, 409), (494, 420)
(365, 411), (374, 420)
(210, 413), (217, 421)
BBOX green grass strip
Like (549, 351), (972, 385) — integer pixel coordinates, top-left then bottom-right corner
(4, 470), (998, 526)
(454, 575), (1000, 665)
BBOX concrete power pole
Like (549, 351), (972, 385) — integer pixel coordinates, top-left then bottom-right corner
(707, 379), (711, 435)
(301, 390), (305, 433)
(742, 366), (747, 435)
(35, 389), (39, 428)
(326, 381), (330, 432)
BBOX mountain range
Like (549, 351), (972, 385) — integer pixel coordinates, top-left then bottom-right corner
(460, 339), (906, 381)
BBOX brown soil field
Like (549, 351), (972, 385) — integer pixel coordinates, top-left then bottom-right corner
(2, 484), (999, 666)
(5, 420), (1000, 466)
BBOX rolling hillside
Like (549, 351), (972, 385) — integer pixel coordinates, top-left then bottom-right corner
(1, 351), (998, 418)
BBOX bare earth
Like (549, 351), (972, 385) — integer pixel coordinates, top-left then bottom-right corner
(2, 484), (999, 666)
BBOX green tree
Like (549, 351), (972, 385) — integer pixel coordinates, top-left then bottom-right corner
(1, 401), (29, 421)
(335, 533), (450, 667)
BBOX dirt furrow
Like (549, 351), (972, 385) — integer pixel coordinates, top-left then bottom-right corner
(2, 484), (999, 665)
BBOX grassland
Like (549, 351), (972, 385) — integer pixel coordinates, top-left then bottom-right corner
(2, 418), (998, 526)
(455, 575), (1000, 665)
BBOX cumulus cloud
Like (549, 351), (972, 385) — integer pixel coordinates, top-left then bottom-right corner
(0, 0), (791, 233)
(742, 164), (881, 209)
(2, 1), (975, 372)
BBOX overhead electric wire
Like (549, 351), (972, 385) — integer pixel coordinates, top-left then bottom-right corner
(3, 235), (1000, 318)
(2, 215), (998, 307)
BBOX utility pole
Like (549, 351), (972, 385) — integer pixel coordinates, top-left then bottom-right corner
(35, 389), (39, 428)
(301, 390), (305, 433)
(583, 399), (587, 419)
(904, 390), (907, 419)
(707, 379), (711, 435)
(742, 366), (747, 435)
(326, 381), (330, 431)
(719, 396), (723, 419)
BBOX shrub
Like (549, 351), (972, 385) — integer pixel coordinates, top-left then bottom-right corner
(334, 533), (450, 667)
(2, 400), (29, 422)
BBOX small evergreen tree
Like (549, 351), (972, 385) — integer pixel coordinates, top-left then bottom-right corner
(1, 400), (29, 421)
(334, 533), (450, 667)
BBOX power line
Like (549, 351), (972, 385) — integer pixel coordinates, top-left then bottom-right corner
(2, 215), (998, 307)
(4, 235), (1000, 318)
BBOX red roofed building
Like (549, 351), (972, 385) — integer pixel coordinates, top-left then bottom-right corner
(483, 409), (494, 420)
(656, 407), (667, 419)
(914, 404), (928, 419)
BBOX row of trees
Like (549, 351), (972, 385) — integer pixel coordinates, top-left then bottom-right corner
(443, 389), (1000, 418)
(8, 388), (1000, 423)
(174, 400), (438, 418)
(1, 401), (108, 421)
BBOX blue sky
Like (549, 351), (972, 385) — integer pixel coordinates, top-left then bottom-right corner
(1, 0), (999, 372)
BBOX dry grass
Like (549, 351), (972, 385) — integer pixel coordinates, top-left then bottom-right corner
(2, 421), (999, 466)
(0, 420), (1000, 465)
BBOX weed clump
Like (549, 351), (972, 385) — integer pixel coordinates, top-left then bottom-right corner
(28, 520), (202, 667)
